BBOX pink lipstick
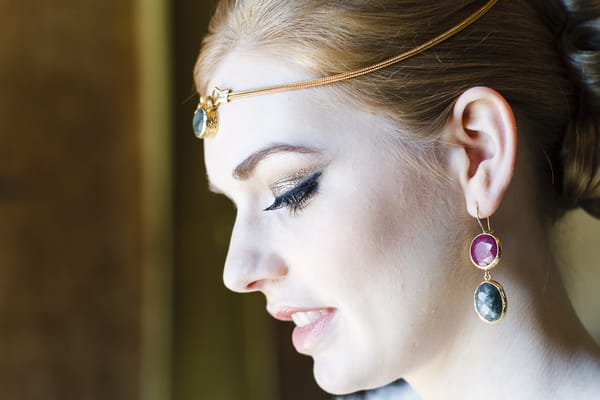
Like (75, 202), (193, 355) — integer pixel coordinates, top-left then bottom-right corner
(268, 306), (337, 353)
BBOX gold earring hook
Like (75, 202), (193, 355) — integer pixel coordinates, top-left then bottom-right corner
(475, 203), (491, 233)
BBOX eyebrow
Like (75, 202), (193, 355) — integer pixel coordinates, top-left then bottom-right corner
(232, 144), (320, 180)
(207, 144), (321, 194)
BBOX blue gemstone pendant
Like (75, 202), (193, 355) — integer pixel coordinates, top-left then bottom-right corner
(192, 105), (206, 138)
(192, 102), (218, 138)
(474, 280), (507, 324)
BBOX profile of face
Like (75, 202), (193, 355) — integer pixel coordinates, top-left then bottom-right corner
(203, 50), (471, 395)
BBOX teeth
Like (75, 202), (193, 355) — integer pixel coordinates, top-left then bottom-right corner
(291, 310), (329, 327)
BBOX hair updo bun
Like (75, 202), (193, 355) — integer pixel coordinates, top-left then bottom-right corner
(555, 0), (600, 218)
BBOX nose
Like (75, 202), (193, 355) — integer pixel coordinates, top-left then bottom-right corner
(222, 215), (288, 293)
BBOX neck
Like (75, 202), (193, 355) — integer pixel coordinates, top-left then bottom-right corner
(406, 203), (600, 400)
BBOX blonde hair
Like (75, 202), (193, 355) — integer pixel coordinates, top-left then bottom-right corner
(195, 0), (600, 222)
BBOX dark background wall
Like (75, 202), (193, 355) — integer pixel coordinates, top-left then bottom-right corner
(0, 1), (141, 399)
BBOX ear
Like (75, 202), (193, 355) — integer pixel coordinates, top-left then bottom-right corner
(442, 87), (517, 219)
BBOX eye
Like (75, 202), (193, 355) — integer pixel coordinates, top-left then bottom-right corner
(263, 172), (321, 214)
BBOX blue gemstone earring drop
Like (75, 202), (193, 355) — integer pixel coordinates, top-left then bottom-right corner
(469, 206), (507, 323)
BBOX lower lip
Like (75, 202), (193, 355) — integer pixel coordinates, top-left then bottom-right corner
(291, 310), (337, 353)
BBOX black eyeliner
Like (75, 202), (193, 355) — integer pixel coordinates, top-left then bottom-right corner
(263, 172), (322, 212)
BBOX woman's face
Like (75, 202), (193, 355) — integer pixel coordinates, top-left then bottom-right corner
(202, 51), (465, 394)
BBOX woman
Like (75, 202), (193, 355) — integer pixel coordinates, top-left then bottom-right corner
(192, 0), (600, 398)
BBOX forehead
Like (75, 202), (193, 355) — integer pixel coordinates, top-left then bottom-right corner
(203, 49), (316, 101)
(200, 50), (393, 192)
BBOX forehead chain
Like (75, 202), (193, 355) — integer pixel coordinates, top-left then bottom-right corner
(193, 0), (500, 139)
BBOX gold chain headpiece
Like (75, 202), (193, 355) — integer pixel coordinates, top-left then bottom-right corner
(193, 0), (499, 139)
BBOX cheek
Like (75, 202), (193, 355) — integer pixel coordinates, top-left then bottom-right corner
(290, 184), (436, 393)
(285, 168), (437, 300)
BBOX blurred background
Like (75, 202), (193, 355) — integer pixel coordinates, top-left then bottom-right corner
(0, 1), (598, 399)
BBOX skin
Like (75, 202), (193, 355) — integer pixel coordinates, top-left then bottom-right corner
(201, 50), (600, 399)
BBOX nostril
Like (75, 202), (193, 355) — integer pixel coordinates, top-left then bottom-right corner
(223, 251), (289, 293)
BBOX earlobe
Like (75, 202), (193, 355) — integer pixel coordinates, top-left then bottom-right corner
(442, 87), (517, 218)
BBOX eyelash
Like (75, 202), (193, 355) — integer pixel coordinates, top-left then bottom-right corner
(263, 172), (322, 214)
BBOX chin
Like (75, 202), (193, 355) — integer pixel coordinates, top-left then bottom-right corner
(312, 355), (382, 395)
(313, 366), (355, 395)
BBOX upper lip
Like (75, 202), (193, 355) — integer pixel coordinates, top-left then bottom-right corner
(267, 305), (335, 322)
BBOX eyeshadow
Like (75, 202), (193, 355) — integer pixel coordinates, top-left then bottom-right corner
(270, 167), (323, 196)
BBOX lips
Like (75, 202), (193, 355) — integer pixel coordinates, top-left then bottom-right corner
(268, 305), (337, 353)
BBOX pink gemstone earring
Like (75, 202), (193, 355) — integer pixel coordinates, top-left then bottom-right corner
(469, 204), (507, 323)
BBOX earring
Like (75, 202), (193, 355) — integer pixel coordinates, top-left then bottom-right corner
(469, 204), (507, 323)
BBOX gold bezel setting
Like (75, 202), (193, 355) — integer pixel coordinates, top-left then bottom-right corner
(473, 279), (507, 324)
(193, 101), (218, 139)
(469, 232), (502, 271)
